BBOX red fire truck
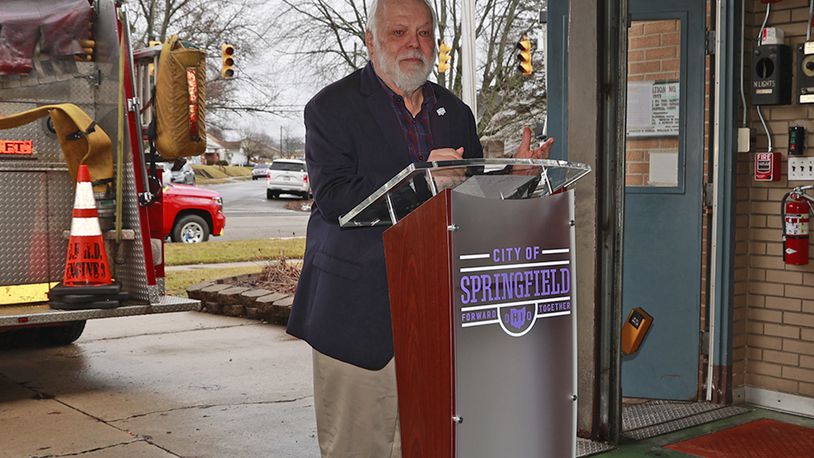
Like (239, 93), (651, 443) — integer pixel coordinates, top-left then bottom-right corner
(0, 0), (204, 345)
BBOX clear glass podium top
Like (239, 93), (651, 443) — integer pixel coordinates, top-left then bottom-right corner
(338, 158), (591, 228)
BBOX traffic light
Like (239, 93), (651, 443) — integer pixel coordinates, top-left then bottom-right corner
(147, 41), (161, 76)
(221, 44), (235, 79)
(438, 41), (452, 74)
(516, 35), (533, 76)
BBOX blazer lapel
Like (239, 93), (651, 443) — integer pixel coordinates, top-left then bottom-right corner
(360, 64), (410, 163)
(429, 86), (451, 150)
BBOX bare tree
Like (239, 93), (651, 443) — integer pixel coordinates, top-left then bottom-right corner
(273, 0), (370, 81)
(241, 126), (307, 161)
(242, 129), (278, 162)
(129, 0), (281, 125)
(282, 127), (306, 157)
(270, 0), (546, 139)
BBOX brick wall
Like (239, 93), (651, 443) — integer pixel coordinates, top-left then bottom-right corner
(741, 0), (814, 399)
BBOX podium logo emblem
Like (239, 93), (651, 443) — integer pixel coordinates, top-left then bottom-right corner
(499, 303), (537, 337)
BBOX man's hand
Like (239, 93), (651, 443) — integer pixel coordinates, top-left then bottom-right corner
(427, 147), (465, 190)
(514, 126), (554, 160)
(428, 147), (464, 162)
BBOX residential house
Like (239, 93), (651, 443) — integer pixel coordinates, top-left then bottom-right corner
(204, 133), (248, 166)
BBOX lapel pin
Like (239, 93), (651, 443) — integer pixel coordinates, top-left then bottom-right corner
(437, 107), (446, 116)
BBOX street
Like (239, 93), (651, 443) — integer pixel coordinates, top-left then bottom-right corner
(202, 179), (310, 241)
(0, 312), (320, 458)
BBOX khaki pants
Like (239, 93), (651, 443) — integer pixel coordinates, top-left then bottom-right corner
(312, 349), (401, 458)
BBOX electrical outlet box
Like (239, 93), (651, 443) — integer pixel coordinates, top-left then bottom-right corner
(738, 127), (751, 152)
(788, 157), (814, 180)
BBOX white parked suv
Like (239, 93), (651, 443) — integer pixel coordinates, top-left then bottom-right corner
(266, 159), (310, 199)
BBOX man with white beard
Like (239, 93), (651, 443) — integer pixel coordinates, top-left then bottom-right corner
(287, 0), (553, 456)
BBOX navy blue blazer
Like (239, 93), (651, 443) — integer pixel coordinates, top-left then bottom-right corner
(287, 63), (483, 370)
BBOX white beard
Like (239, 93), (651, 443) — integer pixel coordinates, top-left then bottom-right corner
(374, 39), (433, 94)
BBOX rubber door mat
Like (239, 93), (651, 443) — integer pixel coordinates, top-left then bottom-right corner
(664, 418), (814, 457)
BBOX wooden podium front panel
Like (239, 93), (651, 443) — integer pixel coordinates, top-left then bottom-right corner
(383, 190), (455, 458)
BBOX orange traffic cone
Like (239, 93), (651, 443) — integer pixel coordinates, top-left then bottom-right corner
(63, 164), (112, 286)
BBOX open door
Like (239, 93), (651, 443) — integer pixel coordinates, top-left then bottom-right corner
(622, 0), (706, 400)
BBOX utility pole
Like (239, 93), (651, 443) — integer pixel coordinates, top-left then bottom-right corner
(280, 125), (284, 158)
(461, 0), (477, 116)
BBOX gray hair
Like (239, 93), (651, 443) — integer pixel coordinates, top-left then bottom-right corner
(366, 0), (439, 39)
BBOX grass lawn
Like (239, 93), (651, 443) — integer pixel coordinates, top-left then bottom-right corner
(193, 164), (252, 184)
(164, 238), (306, 266)
(163, 238), (305, 296)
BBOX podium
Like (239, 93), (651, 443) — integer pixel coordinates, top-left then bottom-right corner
(340, 159), (590, 458)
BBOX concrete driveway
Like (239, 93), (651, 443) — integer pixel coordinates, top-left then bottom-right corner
(0, 312), (320, 457)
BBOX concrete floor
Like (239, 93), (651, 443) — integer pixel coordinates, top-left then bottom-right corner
(9, 312), (811, 458)
(0, 312), (320, 458)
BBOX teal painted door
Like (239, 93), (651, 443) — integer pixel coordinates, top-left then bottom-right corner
(622, 0), (705, 400)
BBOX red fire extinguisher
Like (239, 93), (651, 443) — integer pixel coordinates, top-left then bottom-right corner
(782, 188), (813, 265)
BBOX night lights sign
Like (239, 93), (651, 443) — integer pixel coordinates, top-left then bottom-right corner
(458, 245), (572, 337)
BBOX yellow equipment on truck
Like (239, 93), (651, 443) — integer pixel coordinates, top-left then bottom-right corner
(0, 0), (203, 345)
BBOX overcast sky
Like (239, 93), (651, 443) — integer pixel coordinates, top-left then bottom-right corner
(232, 67), (310, 142)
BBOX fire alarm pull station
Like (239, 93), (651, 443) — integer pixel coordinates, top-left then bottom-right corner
(622, 307), (653, 355)
(755, 152), (782, 181)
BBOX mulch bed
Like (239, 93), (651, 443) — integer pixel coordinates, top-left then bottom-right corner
(236, 259), (300, 294)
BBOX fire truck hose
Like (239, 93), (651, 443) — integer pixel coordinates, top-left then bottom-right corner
(0, 104), (113, 190)
(154, 35), (207, 159)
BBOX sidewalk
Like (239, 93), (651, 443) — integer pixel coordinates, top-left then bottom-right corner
(0, 312), (320, 457)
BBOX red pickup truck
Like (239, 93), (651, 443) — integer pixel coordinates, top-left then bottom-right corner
(162, 184), (226, 243)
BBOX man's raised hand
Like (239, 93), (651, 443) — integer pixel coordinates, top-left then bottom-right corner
(514, 126), (554, 160)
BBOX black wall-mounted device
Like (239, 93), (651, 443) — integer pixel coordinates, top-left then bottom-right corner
(798, 43), (814, 103)
(753, 44), (792, 105)
(789, 126), (805, 156)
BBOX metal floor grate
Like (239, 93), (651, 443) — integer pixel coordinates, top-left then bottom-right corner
(576, 437), (615, 456)
(572, 401), (751, 456)
(622, 400), (750, 441)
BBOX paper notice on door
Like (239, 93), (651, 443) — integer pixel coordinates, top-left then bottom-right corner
(627, 80), (680, 137)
